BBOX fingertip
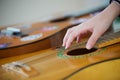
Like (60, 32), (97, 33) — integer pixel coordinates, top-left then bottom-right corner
(86, 40), (94, 50)
(62, 44), (64, 47)
(86, 44), (92, 50)
(62, 43), (65, 47)
(64, 40), (71, 49)
(65, 45), (69, 49)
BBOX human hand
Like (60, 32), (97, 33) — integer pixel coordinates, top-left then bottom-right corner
(62, 1), (120, 49)
(62, 12), (112, 49)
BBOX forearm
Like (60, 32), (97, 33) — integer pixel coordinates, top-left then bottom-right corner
(101, 1), (120, 23)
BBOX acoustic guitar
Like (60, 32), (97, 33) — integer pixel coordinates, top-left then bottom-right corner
(0, 29), (120, 80)
(0, 8), (120, 79)
(0, 12), (94, 58)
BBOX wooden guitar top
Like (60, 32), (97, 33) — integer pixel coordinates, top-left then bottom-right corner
(0, 41), (120, 80)
(66, 58), (120, 80)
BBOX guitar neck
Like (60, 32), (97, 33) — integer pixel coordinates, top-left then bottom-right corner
(96, 31), (120, 48)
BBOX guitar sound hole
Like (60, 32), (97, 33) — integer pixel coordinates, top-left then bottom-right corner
(67, 48), (97, 56)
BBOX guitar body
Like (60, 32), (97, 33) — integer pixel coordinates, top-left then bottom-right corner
(0, 21), (70, 58)
(0, 14), (92, 58)
(66, 58), (120, 80)
(0, 41), (120, 80)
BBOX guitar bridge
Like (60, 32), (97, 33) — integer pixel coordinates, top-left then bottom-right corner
(2, 61), (39, 77)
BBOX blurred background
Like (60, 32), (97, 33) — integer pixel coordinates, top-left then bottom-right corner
(0, 0), (109, 26)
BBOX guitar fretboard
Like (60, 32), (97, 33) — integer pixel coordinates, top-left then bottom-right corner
(96, 31), (120, 48)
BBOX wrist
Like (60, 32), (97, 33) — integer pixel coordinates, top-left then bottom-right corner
(102, 1), (120, 22)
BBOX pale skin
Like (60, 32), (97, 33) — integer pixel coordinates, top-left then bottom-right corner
(62, 1), (120, 50)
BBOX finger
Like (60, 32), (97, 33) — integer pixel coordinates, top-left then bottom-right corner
(65, 33), (75, 49)
(62, 28), (73, 47)
(86, 30), (101, 49)
(65, 32), (78, 49)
